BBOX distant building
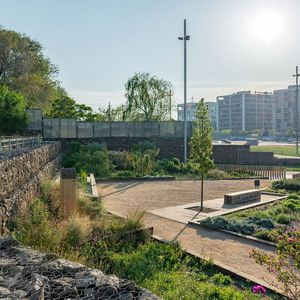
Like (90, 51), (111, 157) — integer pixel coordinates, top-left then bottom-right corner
(216, 91), (275, 133)
(273, 85), (299, 133)
(177, 100), (217, 129)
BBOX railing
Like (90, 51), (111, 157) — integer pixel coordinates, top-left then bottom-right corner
(0, 136), (42, 152)
(216, 164), (286, 180)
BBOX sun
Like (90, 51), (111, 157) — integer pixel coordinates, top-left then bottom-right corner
(251, 11), (284, 43)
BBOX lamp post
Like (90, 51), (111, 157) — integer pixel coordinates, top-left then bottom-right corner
(178, 19), (190, 163)
(293, 66), (300, 156)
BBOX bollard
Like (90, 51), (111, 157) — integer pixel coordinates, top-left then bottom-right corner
(60, 168), (77, 218)
(254, 179), (260, 189)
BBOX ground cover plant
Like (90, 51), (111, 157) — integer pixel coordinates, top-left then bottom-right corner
(200, 194), (300, 242)
(251, 145), (298, 157)
(10, 178), (278, 299)
(63, 141), (257, 180)
(272, 177), (300, 192)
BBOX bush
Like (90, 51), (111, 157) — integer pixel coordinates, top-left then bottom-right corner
(254, 230), (275, 242)
(276, 213), (291, 225)
(272, 178), (300, 192)
(207, 169), (228, 179)
(157, 158), (182, 174)
(78, 196), (103, 218)
(0, 85), (27, 133)
(62, 214), (91, 248)
(115, 170), (134, 177)
(13, 198), (60, 251)
(282, 198), (300, 212)
(40, 179), (61, 219)
(109, 151), (131, 170)
(143, 271), (257, 300)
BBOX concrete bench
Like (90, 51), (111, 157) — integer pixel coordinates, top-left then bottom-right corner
(224, 189), (262, 205)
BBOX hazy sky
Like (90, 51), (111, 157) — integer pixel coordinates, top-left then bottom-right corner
(1, 0), (300, 111)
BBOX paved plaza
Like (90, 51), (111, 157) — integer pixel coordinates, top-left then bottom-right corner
(97, 179), (281, 290)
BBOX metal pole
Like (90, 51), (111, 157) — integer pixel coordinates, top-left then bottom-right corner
(293, 66), (300, 156)
(178, 19), (190, 163)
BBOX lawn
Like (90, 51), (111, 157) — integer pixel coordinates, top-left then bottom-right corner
(251, 145), (298, 157)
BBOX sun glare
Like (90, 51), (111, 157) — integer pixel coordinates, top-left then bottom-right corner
(251, 11), (284, 43)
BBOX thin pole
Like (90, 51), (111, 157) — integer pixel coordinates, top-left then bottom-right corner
(178, 19), (190, 162)
(183, 19), (187, 163)
(293, 66), (300, 156)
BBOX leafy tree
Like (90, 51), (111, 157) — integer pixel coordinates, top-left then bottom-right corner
(124, 72), (173, 121)
(47, 96), (101, 121)
(0, 85), (27, 133)
(98, 104), (125, 122)
(0, 27), (59, 109)
(47, 96), (77, 119)
(189, 99), (214, 211)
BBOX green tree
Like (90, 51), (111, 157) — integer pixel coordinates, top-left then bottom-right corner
(189, 99), (214, 211)
(0, 27), (59, 109)
(47, 96), (77, 119)
(0, 85), (27, 133)
(98, 104), (125, 122)
(124, 72), (173, 121)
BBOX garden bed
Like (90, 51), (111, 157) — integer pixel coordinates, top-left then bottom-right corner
(199, 193), (300, 243)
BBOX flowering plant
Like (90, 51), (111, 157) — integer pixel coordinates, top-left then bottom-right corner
(250, 230), (300, 300)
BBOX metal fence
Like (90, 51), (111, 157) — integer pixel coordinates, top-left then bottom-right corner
(0, 136), (42, 152)
(42, 119), (193, 139)
(216, 164), (286, 180)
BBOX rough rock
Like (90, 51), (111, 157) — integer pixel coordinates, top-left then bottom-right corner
(0, 237), (160, 300)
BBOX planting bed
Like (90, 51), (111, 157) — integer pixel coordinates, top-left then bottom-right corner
(200, 193), (300, 242)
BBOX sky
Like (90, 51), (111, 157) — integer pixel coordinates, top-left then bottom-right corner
(1, 0), (300, 113)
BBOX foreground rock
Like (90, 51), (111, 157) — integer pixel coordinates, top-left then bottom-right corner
(0, 237), (159, 300)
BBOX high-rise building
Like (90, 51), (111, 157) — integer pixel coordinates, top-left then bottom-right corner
(273, 85), (299, 133)
(177, 101), (217, 129)
(216, 91), (275, 133)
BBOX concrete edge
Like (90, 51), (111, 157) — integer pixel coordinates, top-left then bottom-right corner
(219, 229), (276, 248)
(95, 176), (176, 183)
(151, 234), (284, 297)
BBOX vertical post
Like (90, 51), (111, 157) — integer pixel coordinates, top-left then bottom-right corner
(294, 66), (300, 156)
(60, 168), (77, 218)
(178, 19), (190, 162)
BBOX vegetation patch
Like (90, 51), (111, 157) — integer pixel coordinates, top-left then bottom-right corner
(200, 194), (300, 243)
(10, 178), (274, 299)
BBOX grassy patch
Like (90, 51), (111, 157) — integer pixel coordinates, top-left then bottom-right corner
(251, 145), (298, 157)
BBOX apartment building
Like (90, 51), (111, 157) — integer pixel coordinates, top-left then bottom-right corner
(216, 91), (275, 133)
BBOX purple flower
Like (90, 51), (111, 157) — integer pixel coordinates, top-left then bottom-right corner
(252, 285), (267, 295)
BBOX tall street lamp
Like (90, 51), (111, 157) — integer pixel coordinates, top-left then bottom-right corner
(293, 66), (300, 156)
(178, 19), (190, 163)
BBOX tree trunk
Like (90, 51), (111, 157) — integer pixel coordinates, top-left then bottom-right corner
(200, 174), (204, 211)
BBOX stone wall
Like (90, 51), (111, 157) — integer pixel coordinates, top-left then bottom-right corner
(0, 142), (61, 233)
(0, 237), (159, 299)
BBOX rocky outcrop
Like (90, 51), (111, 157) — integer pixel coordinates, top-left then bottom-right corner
(0, 143), (61, 233)
(0, 237), (159, 300)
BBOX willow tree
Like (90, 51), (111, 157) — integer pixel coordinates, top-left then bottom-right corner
(124, 72), (173, 121)
(190, 99), (214, 211)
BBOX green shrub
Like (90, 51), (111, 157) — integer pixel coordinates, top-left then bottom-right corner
(109, 151), (131, 170)
(115, 170), (135, 177)
(254, 230), (274, 242)
(275, 213), (290, 225)
(40, 179), (61, 219)
(272, 178), (300, 192)
(210, 273), (233, 286)
(62, 214), (91, 248)
(13, 198), (60, 251)
(282, 198), (300, 212)
(207, 169), (228, 179)
(78, 196), (104, 218)
(143, 271), (257, 300)
(157, 158), (182, 174)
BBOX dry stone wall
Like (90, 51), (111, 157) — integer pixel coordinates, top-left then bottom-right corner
(0, 237), (159, 299)
(0, 142), (61, 233)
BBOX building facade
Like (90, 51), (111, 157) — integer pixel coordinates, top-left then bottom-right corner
(216, 91), (275, 133)
(273, 85), (299, 133)
(177, 101), (217, 129)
